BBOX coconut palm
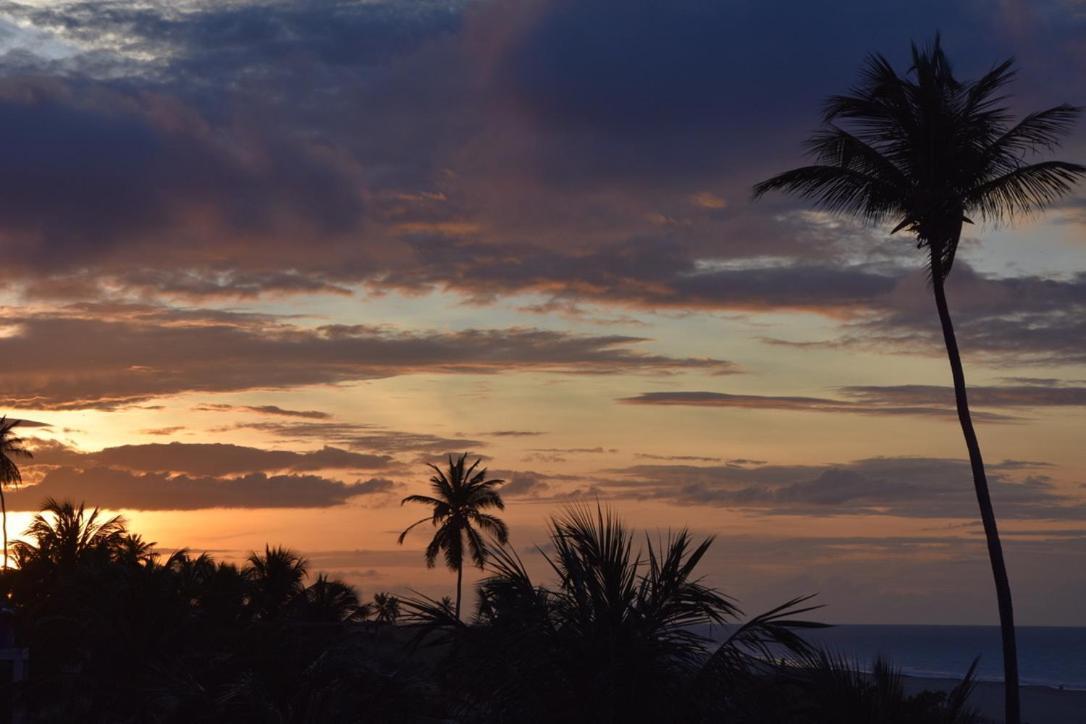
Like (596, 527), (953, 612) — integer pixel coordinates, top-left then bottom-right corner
(753, 37), (1084, 724)
(302, 574), (368, 623)
(398, 453), (508, 619)
(243, 544), (308, 620)
(12, 498), (126, 572)
(372, 591), (401, 624)
(0, 416), (32, 570)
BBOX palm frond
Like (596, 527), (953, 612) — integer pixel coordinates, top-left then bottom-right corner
(806, 125), (909, 188)
(752, 165), (902, 222)
(967, 160), (1086, 221)
(704, 593), (827, 678)
(983, 105), (1081, 171)
(470, 511), (509, 544)
(396, 515), (434, 545)
(465, 524), (487, 569)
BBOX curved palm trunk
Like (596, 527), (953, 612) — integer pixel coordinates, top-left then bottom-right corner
(455, 561), (463, 620)
(932, 275), (1020, 724)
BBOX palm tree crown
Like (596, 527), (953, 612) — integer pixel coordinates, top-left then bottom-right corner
(753, 35), (1084, 281)
(13, 498), (126, 571)
(0, 416), (33, 570)
(398, 453), (508, 618)
(372, 591), (401, 624)
(244, 545), (308, 620)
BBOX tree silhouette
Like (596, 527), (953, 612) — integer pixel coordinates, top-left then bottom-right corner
(372, 591), (400, 624)
(0, 416), (32, 570)
(3, 499), (401, 720)
(403, 504), (825, 722)
(12, 497), (126, 572)
(302, 573), (368, 623)
(398, 453), (508, 619)
(753, 36), (1084, 724)
(244, 545), (308, 620)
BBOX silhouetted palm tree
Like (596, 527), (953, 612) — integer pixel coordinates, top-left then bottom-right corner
(753, 37), (1084, 724)
(12, 498), (126, 571)
(0, 416), (32, 570)
(302, 574), (368, 623)
(115, 533), (157, 566)
(244, 545), (308, 620)
(398, 453), (508, 619)
(372, 591), (400, 624)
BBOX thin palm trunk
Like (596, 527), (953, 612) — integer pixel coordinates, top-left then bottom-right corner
(932, 271), (1020, 724)
(1, 487), (6, 571)
(455, 560), (463, 620)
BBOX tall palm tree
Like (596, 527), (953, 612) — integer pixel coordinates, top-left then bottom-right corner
(0, 416), (32, 570)
(398, 453), (508, 619)
(753, 37), (1084, 724)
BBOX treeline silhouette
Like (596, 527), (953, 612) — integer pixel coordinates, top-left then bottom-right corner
(0, 498), (421, 721)
(0, 492), (980, 722)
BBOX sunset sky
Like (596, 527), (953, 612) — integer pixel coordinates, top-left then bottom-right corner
(0, 0), (1084, 625)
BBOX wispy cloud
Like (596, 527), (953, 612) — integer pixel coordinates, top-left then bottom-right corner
(600, 457), (1085, 519)
(194, 403), (332, 420)
(0, 304), (734, 410)
(621, 380), (1086, 421)
(618, 390), (1016, 422)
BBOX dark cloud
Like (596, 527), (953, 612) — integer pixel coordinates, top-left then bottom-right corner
(382, 237), (902, 312)
(27, 440), (391, 476)
(498, 470), (552, 498)
(602, 457), (1086, 519)
(5, 467), (387, 511)
(841, 383), (1086, 408)
(634, 453), (725, 463)
(815, 266), (1086, 365)
(138, 426), (185, 436)
(11, 437), (404, 510)
(352, 477), (397, 495)
(0, 0), (1078, 337)
(0, 76), (365, 278)
(529, 446), (617, 454)
(619, 391), (1016, 423)
(481, 430), (545, 437)
(223, 420), (484, 456)
(622, 379), (1086, 421)
(487, 0), (1010, 188)
(0, 304), (733, 410)
(194, 403), (332, 420)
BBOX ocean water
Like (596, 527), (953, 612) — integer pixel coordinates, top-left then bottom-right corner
(781, 625), (1086, 690)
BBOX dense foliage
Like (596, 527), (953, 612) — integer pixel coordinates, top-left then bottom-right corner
(0, 499), (980, 723)
(0, 499), (432, 723)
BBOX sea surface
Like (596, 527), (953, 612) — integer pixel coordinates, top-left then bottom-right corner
(749, 625), (1086, 690)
